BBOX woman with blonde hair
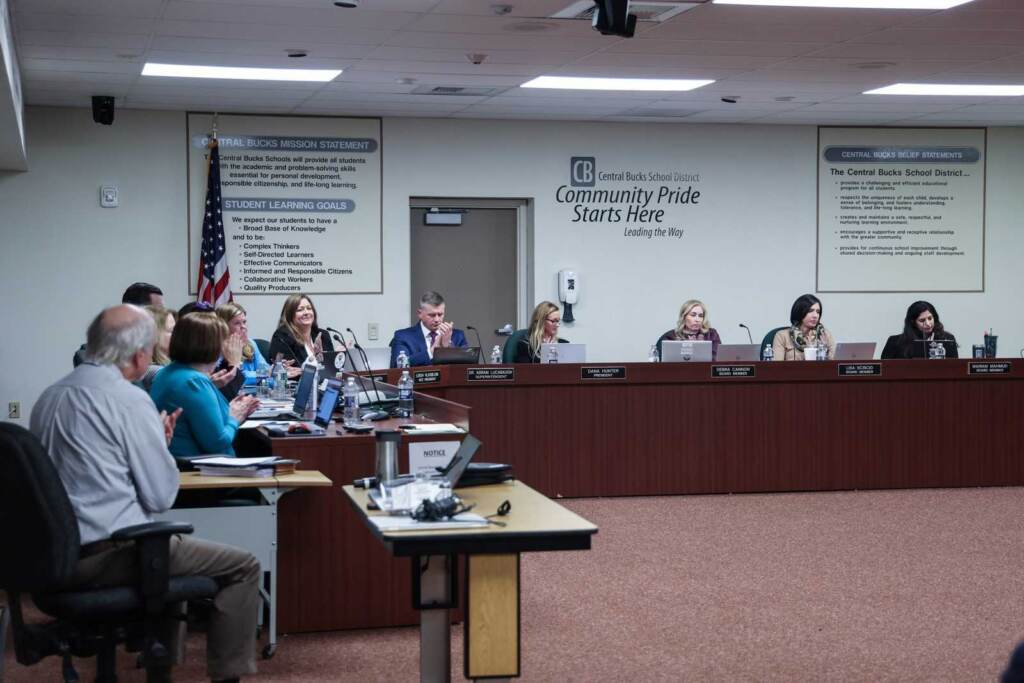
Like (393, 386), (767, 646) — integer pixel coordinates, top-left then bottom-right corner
(216, 302), (268, 385)
(513, 301), (569, 363)
(655, 299), (722, 361)
(268, 293), (336, 367)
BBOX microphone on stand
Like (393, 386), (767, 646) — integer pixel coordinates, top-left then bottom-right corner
(324, 326), (348, 351)
(347, 327), (385, 408)
(466, 325), (485, 363)
(739, 323), (753, 344)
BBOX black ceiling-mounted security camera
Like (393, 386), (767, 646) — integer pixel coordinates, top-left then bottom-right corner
(592, 0), (636, 38)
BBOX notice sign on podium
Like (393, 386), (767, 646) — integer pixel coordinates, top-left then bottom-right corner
(187, 113), (382, 294)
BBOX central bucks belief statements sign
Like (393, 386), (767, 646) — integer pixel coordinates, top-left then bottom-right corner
(187, 113), (382, 295)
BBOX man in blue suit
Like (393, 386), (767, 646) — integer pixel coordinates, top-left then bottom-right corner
(390, 290), (468, 367)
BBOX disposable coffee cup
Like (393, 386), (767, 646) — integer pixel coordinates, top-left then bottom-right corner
(804, 347), (817, 361)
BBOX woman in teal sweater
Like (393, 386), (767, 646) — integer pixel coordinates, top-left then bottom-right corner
(150, 312), (259, 459)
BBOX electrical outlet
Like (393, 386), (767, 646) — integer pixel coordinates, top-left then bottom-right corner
(368, 323), (379, 341)
(8, 401), (21, 419)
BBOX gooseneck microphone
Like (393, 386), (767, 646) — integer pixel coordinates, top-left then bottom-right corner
(346, 327), (385, 407)
(739, 323), (753, 344)
(466, 325), (484, 363)
(324, 326), (348, 350)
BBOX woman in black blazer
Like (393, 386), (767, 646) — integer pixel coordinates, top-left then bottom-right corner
(513, 301), (569, 363)
(268, 293), (336, 367)
(881, 301), (958, 359)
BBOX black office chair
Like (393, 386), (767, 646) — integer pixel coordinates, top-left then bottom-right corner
(253, 338), (271, 362)
(0, 422), (219, 683)
(72, 344), (87, 368)
(760, 326), (788, 360)
(501, 329), (528, 364)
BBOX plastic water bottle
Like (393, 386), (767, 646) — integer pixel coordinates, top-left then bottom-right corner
(342, 376), (359, 423)
(763, 344), (774, 361)
(396, 349), (410, 369)
(648, 344), (660, 363)
(490, 345), (502, 364)
(547, 347), (559, 364)
(816, 338), (827, 361)
(272, 359), (289, 399)
(397, 370), (414, 417)
(256, 361), (271, 398)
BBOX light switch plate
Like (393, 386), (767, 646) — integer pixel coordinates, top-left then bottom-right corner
(368, 323), (379, 341)
(100, 185), (118, 208)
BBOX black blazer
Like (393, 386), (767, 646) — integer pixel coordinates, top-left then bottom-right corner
(512, 336), (568, 364)
(881, 331), (958, 359)
(268, 326), (334, 364)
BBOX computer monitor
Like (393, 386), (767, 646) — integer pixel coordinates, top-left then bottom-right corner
(661, 340), (713, 363)
(314, 379), (342, 427)
(540, 343), (586, 363)
(835, 342), (877, 361)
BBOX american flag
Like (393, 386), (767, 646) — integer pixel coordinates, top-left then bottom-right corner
(196, 139), (232, 305)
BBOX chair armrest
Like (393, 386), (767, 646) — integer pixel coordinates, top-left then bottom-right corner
(111, 521), (194, 542)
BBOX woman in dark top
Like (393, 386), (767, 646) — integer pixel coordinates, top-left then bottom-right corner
(656, 299), (722, 361)
(268, 293), (336, 367)
(881, 301), (958, 359)
(513, 301), (568, 363)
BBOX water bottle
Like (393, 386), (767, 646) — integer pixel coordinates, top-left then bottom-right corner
(256, 361), (271, 398)
(763, 344), (774, 361)
(396, 349), (410, 369)
(342, 376), (360, 423)
(547, 347), (559, 364)
(272, 359), (289, 399)
(931, 341), (946, 360)
(490, 345), (502, 364)
(816, 338), (827, 361)
(648, 344), (660, 363)
(397, 370), (414, 417)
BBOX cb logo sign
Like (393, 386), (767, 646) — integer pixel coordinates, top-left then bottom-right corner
(570, 157), (596, 187)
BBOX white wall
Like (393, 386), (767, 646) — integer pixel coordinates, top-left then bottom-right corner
(3, 106), (1023, 423)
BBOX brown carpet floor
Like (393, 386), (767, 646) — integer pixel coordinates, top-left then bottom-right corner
(4, 487), (1023, 681)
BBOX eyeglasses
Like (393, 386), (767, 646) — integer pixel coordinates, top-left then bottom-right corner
(545, 318), (561, 325)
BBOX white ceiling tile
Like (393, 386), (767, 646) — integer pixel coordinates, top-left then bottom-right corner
(161, 2), (421, 30)
(15, 30), (151, 50)
(146, 35), (376, 60)
(849, 28), (1024, 47)
(610, 39), (827, 58)
(12, 0), (165, 18)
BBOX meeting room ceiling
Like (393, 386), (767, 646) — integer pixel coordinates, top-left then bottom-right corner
(9, 0), (1024, 125)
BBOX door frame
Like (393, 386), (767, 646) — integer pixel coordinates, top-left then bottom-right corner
(409, 197), (533, 329)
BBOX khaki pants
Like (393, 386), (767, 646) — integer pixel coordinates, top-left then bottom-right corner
(73, 535), (260, 680)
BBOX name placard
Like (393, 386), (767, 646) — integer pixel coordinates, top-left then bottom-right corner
(467, 367), (516, 382)
(838, 363), (882, 376)
(413, 370), (442, 385)
(367, 374), (387, 383)
(968, 361), (1011, 375)
(581, 366), (627, 380)
(711, 365), (756, 378)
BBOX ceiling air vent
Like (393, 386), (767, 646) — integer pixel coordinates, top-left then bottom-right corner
(411, 85), (504, 96)
(551, 1), (704, 22)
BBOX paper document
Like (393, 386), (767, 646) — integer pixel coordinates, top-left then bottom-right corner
(369, 512), (488, 532)
(399, 423), (464, 435)
(193, 456), (278, 467)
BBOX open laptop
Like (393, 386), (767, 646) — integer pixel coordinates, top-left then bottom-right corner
(313, 379), (343, 427)
(716, 344), (760, 362)
(432, 347), (480, 365)
(912, 338), (958, 358)
(661, 340), (713, 363)
(835, 342), (877, 360)
(368, 434), (482, 512)
(249, 362), (318, 419)
(540, 343), (586, 363)
(344, 347), (391, 372)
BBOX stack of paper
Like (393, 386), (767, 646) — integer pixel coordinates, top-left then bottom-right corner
(193, 456), (288, 478)
(369, 512), (488, 531)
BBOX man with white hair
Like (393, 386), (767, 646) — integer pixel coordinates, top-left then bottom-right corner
(31, 304), (260, 683)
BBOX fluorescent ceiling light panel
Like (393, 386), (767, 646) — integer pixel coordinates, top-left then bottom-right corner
(142, 63), (341, 82)
(713, 0), (974, 8)
(865, 83), (1024, 96)
(521, 76), (714, 91)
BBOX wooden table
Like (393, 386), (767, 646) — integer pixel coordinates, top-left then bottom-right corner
(342, 481), (597, 681)
(158, 469), (332, 657)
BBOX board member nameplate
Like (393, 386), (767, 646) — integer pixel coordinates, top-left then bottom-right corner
(968, 362), (1011, 375)
(413, 370), (442, 385)
(581, 366), (627, 381)
(838, 363), (882, 376)
(711, 365), (755, 378)
(467, 368), (516, 382)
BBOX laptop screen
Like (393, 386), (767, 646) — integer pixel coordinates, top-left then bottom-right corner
(314, 379), (342, 427)
(292, 363), (318, 414)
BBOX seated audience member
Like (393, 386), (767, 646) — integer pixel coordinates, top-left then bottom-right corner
(122, 281), (164, 306)
(772, 294), (836, 361)
(881, 300), (958, 359)
(74, 281), (166, 367)
(513, 301), (569, 363)
(31, 304), (260, 682)
(216, 302), (269, 385)
(179, 301), (246, 400)
(138, 304), (176, 391)
(268, 294), (336, 372)
(655, 299), (722, 361)
(390, 290), (468, 367)
(150, 312), (259, 459)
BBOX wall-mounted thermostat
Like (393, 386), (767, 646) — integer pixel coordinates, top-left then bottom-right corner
(100, 185), (118, 208)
